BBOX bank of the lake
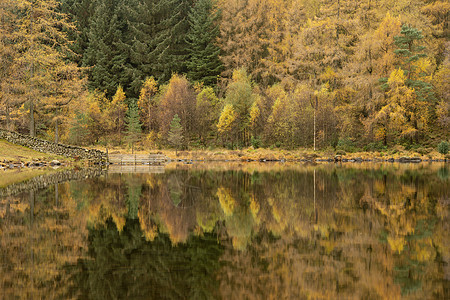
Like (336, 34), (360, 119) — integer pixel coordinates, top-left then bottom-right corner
(100, 145), (449, 163)
(2, 139), (448, 169)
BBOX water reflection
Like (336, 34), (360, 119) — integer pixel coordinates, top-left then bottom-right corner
(0, 163), (448, 299)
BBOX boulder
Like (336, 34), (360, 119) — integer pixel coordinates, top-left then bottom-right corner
(50, 160), (61, 166)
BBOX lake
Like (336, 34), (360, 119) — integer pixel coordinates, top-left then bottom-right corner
(0, 162), (449, 299)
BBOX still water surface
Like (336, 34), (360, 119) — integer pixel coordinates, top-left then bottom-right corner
(0, 163), (449, 299)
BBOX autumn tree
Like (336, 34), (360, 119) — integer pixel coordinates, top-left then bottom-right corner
(0, 0), (23, 131)
(105, 86), (128, 144)
(217, 0), (268, 80)
(158, 74), (196, 143)
(138, 77), (159, 134)
(220, 69), (259, 146)
(3, 0), (83, 138)
(196, 86), (221, 144)
(217, 104), (237, 147)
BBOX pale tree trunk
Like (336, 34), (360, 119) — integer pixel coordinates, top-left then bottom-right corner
(6, 104), (10, 131)
(314, 106), (316, 151)
(29, 99), (35, 137)
(55, 120), (59, 143)
(29, 6), (35, 137)
(55, 184), (59, 206)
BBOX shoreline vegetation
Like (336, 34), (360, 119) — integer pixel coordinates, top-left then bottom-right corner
(1, 138), (448, 168)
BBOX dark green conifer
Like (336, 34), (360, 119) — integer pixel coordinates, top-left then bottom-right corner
(83, 0), (131, 98)
(185, 0), (223, 85)
(125, 101), (142, 151)
(167, 114), (183, 155)
(59, 0), (95, 66)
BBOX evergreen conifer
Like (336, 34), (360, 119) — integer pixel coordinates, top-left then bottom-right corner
(167, 114), (183, 155)
(185, 0), (223, 85)
(126, 101), (142, 152)
(394, 25), (435, 102)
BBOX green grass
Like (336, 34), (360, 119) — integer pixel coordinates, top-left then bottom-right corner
(0, 139), (66, 162)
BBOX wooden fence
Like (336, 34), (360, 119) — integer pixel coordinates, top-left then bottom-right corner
(108, 154), (167, 165)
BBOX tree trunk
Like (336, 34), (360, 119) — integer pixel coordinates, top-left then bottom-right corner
(313, 99), (317, 151)
(6, 104), (10, 130)
(55, 120), (59, 143)
(29, 100), (35, 137)
(55, 184), (59, 207)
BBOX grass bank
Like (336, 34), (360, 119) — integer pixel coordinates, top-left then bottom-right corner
(97, 145), (448, 161)
(0, 139), (67, 162)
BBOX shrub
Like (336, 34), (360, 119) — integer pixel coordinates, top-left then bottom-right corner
(363, 142), (387, 152)
(336, 138), (357, 153)
(336, 150), (346, 156)
(437, 141), (449, 155)
(250, 135), (261, 149)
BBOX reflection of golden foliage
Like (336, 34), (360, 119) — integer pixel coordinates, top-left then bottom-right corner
(232, 236), (250, 251)
(320, 240), (336, 254)
(217, 187), (235, 216)
(138, 209), (158, 241)
(112, 214), (126, 232)
(249, 194), (260, 224)
(412, 239), (434, 262)
(313, 224), (330, 239)
(387, 236), (406, 253)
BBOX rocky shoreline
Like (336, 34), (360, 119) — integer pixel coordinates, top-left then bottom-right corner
(1, 156), (448, 170)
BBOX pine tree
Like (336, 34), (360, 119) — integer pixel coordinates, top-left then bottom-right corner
(394, 24), (434, 102)
(185, 0), (223, 86)
(126, 101), (142, 153)
(162, 0), (194, 81)
(59, 0), (95, 66)
(127, 0), (191, 92)
(167, 114), (183, 155)
(83, 0), (131, 98)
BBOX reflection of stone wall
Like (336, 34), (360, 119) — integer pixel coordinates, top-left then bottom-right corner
(0, 168), (106, 197)
(0, 129), (106, 161)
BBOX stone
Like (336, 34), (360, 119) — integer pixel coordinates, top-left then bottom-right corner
(50, 160), (61, 166)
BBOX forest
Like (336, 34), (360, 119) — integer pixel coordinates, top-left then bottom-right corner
(0, 0), (448, 151)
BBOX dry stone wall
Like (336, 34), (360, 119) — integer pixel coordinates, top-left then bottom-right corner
(0, 129), (107, 161)
(0, 168), (106, 197)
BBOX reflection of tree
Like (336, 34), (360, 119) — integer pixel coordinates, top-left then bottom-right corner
(1, 163), (448, 298)
(65, 218), (223, 300)
(0, 184), (88, 298)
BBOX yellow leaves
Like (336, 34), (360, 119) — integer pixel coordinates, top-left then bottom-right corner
(217, 187), (235, 216)
(388, 236), (406, 254)
(374, 127), (386, 142)
(232, 68), (251, 84)
(413, 57), (432, 76)
(217, 104), (237, 134)
(143, 131), (159, 148)
(249, 194), (260, 221)
(249, 101), (260, 128)
(111, 85), (126, 107)
(387, 68), (406, 86)
(138, 77), (158, 109)
(319, 67), (337, 84)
